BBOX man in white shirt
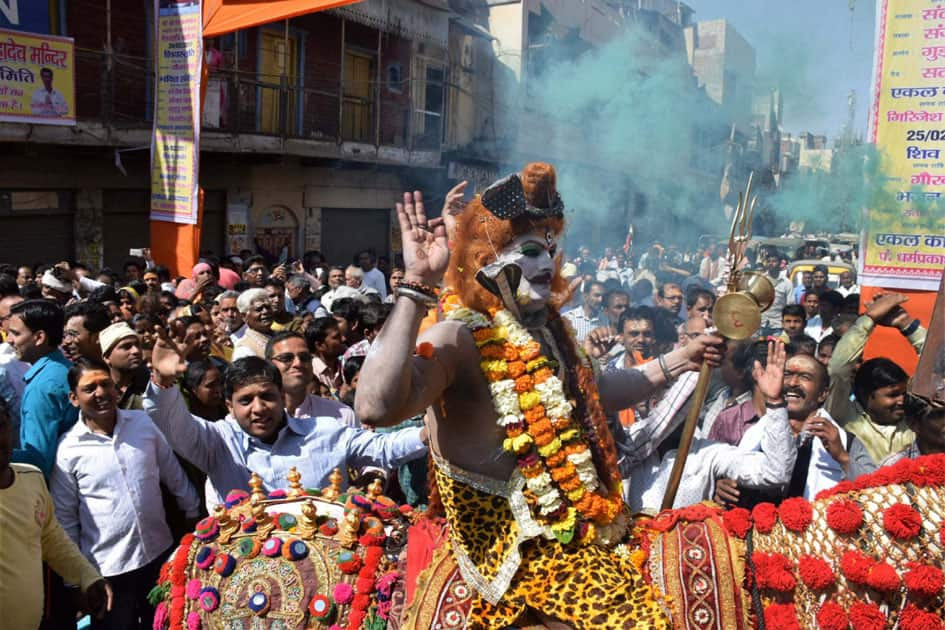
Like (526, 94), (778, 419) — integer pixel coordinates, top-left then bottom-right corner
(759, 251), (795, 336)
(358, 251), (388, 299)
(562, 280), (605, 342)
(51, 359), (199, 630)
(621, 341), (798, 513)
(729, 353), (875, 503)
(31, 68), (69, 118)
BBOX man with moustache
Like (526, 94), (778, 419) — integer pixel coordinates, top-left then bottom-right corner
(100, 322), (149, 411)
(231, 289), (274, 360)
(715, 352), (876, 508)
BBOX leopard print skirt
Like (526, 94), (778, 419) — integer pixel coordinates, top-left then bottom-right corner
(434, 463), (671, 629)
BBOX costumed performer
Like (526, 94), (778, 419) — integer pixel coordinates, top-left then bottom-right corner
(355, 163), (724, 628)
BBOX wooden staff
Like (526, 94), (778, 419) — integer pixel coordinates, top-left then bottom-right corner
(660, 173), (766, 511)
(660, 362), (713, 510)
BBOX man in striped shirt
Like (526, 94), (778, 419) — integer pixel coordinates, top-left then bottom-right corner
(562, 280), (605, 343)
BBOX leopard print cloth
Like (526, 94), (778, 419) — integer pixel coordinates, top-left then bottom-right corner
(434, 463), (671, 629)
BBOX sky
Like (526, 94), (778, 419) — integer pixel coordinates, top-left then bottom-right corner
(684, 0), (877, 139)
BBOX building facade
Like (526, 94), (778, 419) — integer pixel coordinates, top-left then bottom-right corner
(0, 0), (478, 270)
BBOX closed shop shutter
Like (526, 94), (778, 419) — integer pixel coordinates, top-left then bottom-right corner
(103, 189), (150, 273)
(0, 191), (75, 267)
(319, 208), (390, 267)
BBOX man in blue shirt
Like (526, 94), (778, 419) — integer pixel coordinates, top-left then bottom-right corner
(144, 344), (428, 510)
(7, 299), (78, 476)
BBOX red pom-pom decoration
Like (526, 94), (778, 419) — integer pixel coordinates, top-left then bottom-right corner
(826, 498), (863, 534)
(900, 603), (944, 630)
(752, 503), (778, 534)
(752, 552), (796, 592)
(816, 601), (849, 630)
(840, 550), (874, 585)
(848, 602), (885, 630)
(798, 555), (835, 591)
(764, 603), (801, 630)
(865, 561), (900, 592)
(778, 497), (813, 532)
(904, 563), (945, 598)
(722, 507), (751, 538)
(883, 503), (922, 540)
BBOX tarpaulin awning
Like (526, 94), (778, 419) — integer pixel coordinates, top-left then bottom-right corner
(203, 0), (363, 37)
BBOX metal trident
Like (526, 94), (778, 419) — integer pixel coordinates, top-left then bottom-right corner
(726, 171), (759, 291)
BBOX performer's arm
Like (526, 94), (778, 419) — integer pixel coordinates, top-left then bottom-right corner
(356, 191), (467, 427)
(356, 301), (470, 426)
(596, 335), (724, 414)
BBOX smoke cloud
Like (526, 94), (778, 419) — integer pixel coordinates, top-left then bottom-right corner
(502, 23), (731, 251)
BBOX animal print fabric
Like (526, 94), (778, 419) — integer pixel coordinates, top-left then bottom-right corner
(434, 463), (671, 629)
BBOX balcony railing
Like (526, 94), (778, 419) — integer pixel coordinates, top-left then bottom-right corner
(72, 49), (444, 152)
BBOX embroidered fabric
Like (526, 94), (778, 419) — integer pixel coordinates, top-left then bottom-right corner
(431, 452), (552, 604)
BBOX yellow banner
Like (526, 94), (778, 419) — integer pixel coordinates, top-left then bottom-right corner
(149, 0), (202, 224)
(865, 0), (945, 290)
(0, 29), (75, 125)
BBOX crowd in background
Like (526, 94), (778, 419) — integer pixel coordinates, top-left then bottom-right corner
(0, 224), (938, 630)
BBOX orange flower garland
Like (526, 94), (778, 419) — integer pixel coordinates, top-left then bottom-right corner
(445, 305), (627, 545)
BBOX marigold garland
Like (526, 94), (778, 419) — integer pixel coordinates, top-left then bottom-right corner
(848, 602), (885, 630)
(798, 555), (835, 591)
(903, 562), (945, 598)
(816, 601), (849, 630)
(446, 306), (626, 546)
(883, 503), (923, 540)
(825, 498), (863, 535)
(778, 497), (813, 532)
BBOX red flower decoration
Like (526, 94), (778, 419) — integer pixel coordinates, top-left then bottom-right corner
(816, 454), (945, 501)
(883, 503), (922, 540)
(752, 552), (796, 592)
(764, 603), (801, 630)
(826, 498), (863, 534)
(840, 549), (874, 585)
(915, 457), (945, 486)
(848, 602), (885, 630)
(798, 555), (835, 591)
(752, 503), (778, 534)
(722, 507), (751, 538)
(816, 601), (849, 630)
(678, 503), (718, 522)
(904, 563), (945, 598)
(940, 524), (945, 547)
(865, 560), (900, 592)
(778, 497), (813, 532)
(900, 603), (944, 630)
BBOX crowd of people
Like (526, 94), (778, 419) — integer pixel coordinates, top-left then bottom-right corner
(0, 190), (937, 629)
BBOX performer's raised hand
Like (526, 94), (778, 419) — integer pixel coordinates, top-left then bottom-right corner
(397, 191), (449, 286)
(442, 180), (467, 240)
